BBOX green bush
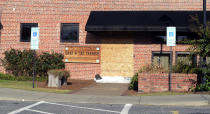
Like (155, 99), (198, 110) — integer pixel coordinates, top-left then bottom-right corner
(1, 49), (35, 76)
(192, 67), (210, 91)
(193, 81), (210, 91)
(1, 49), (65, 77)
(129, 73), (138, 90)
(37, 52), (65, 76)
(0, 73), (47, 82)
(172, 61), (200, 74)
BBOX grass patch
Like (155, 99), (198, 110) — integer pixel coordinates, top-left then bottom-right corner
(0, 80), (71, 94)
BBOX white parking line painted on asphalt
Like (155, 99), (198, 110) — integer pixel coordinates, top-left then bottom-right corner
(8, 101), (45, 114)
(44, 101), (121, 113)
(25, 109), (55, 114)
(120, 104), (132, 114)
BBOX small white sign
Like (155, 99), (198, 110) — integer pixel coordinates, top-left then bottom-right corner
(167, 27), (176, 46)
(30, 27), (39, 50)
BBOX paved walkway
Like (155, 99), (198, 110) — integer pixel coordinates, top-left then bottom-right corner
(71, 83), (129, 96)
(0, 88), (209, 106)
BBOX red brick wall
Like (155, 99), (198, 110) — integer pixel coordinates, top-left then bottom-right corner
(138, 73), (197, 93)
(0, 0), (207, 79)
(66, 63), (100, 80)
(134, 44), (192, 73)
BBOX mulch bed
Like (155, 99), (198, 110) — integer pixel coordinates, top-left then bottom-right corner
(36, 80), (210, 95)
(122, 89), (139, 96)
(37, 79), (96, 93)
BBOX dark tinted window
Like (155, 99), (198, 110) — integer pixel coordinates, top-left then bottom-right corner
(152, 32), (196, 44)
(206, 57), (210, 65)
(20, 23), (38, 42)
(176, 52), (197, 66)
(61, 23), (79, 42)
(152, 52), (171, 70)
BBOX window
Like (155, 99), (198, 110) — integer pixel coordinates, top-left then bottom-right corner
(20, 23), (38, 42)
(176, 52), (196, 66)
(177, 35), (188, 42)
(153, 35), (166, 44)
(152, 52), (171, 70)
(152, 32), (196, 44)
(60, 23), (79, 42)
(205, 57), (210, 65)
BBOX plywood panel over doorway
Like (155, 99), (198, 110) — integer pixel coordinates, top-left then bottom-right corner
(101, 39), (134, 77)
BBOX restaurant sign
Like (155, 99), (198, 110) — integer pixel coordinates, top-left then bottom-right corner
(64, 46), (100, 63)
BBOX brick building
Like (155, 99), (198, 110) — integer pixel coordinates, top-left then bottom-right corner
(0, 0), (209, 82)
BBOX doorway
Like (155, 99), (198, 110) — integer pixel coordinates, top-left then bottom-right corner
(101, 38), (134, 78)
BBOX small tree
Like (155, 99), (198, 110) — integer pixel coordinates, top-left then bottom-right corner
(186, 15), (210, 91)
(188, 15), (210, 60)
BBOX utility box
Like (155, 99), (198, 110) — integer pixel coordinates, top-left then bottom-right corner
(48, 73), (61, 87)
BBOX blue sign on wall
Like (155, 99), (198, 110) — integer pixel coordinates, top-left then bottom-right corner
(33, 32), (37, 37)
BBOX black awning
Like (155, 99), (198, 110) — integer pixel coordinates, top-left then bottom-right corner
(85, 11), (210, 32)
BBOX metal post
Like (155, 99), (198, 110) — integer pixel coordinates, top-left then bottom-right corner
(33, 50), (36, 88)
(204, 0), (206, 29)
(169, 47), (172, 91)
(202, 0), (207, 84)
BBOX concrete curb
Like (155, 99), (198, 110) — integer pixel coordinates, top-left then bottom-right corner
(0, 96), (208, 106)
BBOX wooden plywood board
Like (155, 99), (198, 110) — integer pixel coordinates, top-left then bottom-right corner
(101, 39), (134, 77)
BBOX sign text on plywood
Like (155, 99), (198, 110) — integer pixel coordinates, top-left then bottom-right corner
(64, 46), (100, 63)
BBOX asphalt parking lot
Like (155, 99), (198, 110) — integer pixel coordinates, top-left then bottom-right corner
(4, 101), (125, 114)
(1, 100), (210, 114)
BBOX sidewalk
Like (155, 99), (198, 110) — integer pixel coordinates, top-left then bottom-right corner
(0, 88), (209, 106)
(71, 83), (129, 96)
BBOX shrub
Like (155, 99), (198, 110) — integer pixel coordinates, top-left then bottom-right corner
(139, 64), (168, 73)
(172, 61), (200, 74)
(1, 49), (65, 77)
(193, 81), (210, 91)
(37, 52), (65, 76)
(129, 73), (138, 90)
(1, 49), (35, 76)
(192, 67), (210, 91)
(0, 73), (47, 82)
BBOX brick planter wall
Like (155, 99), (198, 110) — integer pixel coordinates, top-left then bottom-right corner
(138, 73), (197, 93)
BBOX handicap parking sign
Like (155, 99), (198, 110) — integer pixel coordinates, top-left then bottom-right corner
(167, 27), (176, 46)
(31, 27), (39, 50)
